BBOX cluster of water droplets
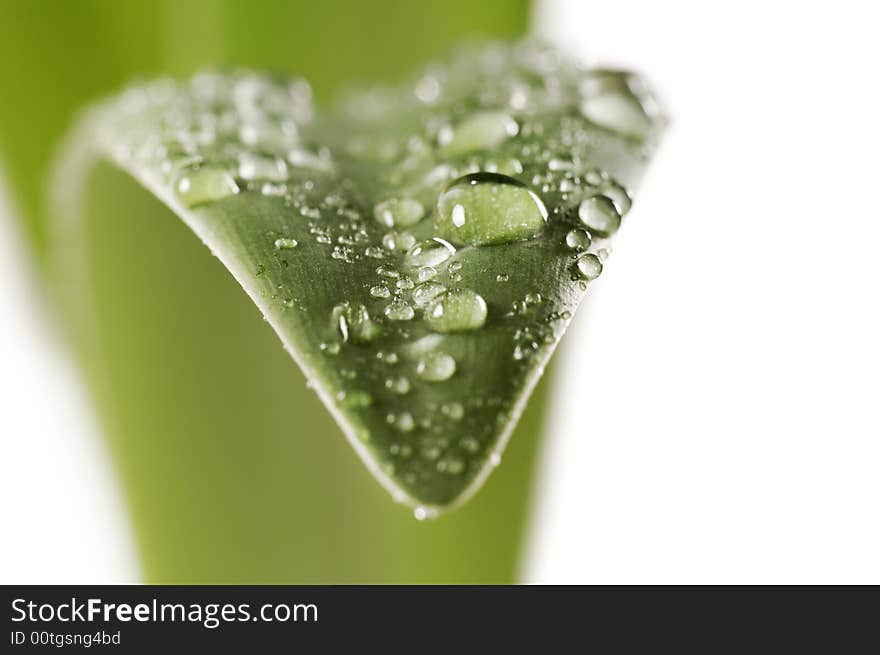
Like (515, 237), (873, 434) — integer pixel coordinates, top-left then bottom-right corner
(99, 41), (661, 511)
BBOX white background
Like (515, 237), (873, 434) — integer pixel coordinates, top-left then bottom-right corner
(1, 0), (878, 583)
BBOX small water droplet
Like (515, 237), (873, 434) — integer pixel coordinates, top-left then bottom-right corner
(274, 237), (299, 250)
(384, 376), (411, 395)
(384, 299), (415, 321)
(332, 302), (380, 343)
(580, 70), (653, 139)
(565, 228), (591, 251)
(435, 172), (547, 246)
(370, 285), (391, 298)
(576, 253), (603, 280)
(437, 455), (465, 475)
(578, 195), (621, 237)
(416, 351), (457, 382)
(417, 266), (437, 283)
(425, 288), (487, 332)
(441, 402), (465, 420)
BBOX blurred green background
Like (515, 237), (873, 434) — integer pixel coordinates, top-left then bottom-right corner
(0, 0), (552, 582)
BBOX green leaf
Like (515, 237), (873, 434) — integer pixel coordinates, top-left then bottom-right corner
(52, 41), (663, 513)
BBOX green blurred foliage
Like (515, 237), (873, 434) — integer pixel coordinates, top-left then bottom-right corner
(0, 0), (550, 582)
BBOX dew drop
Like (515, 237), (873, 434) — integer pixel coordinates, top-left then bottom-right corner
(438, 111), (518, 156)
(416, 351), (457, 382)
(435, 172), (547, 246)
(565, 228), (591, 251)
(441, 402), (465, 421)
(338, 389), (373, 408)
(404, 238), (456, 268)
(576, 253), (603, 280)
(332, 302), (380, 343)
(580, 70), (653, 139)
(175, 169), (239, 207)
(412, 282), (447, 308)
(373, 198), (425, 228)
(274, 237), (299, 250)
(578, 195), (621, 237)
(370, 285), (391, 299)
(384, 376), (411, 395)
(238, 152), (288, 181)
(425, 288), (487, 333)
(384, 299), (415, 321)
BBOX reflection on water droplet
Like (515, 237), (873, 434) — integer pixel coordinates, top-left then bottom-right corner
(373, 198), (425, 228)
(416, 351), (456, 382)
(405, 238), (456, 269)
(425, 288), (487, 332)
(435, 173), (547, 246)
(576, 253), (603, 280)
(578, 195), (621, 237)
(175, 169), (239, 207)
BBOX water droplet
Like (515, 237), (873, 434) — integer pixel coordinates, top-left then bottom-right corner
(274, 237), (299, 250)
(425, 288), (487, 332)
(565, 229), (591, 251)
(412, 282), (447, 308)
(338, 389), (373, 408)
(417, 266), (437, 283)
(384, 376), (411, 395)
(376, 265), (399, 279)
(384, 299), (415, 321)
(441, 402), (465, 420)
(404, 238), (456, 268)
(388, 411), (415, 432)
(416, 351), (457, 382)
(438, 111), (519, 156)
(580, 70), (653, 139)
(373, 198), (425, 228)
(578, 195), (621, 237)
(382, 231), (416, 252)
(437, 455), (465, 475)
(332, 302), (380, 343)
(376, 350), (399, 365)
(319, 342), (340, 356)
(175, 169), (239, 207)
(238, 152), (287, 181)
(370, 285), (391, 298)
(435, 172), (547, 246)
(496, 273), (510, 283)
(396, 277), (415, 291)
(576, 253), (603, 280)
(601, 179), (632, 215)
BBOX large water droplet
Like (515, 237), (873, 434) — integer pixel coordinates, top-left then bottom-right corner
(438, 110), (519, 156)
(404, 238), (456, 268)
(373, 198), (425, 228)
(175, 169), (239, 207)
(332, 302), (380, 343)
(274, 237), (299, 250)
(578, 195), (621, 237)
(425, 288), (488, 332)
(416, 351), (457, 382)
(435, 172), (547, 246)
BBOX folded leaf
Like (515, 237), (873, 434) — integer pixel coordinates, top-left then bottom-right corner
(52, 41), (663, 513)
